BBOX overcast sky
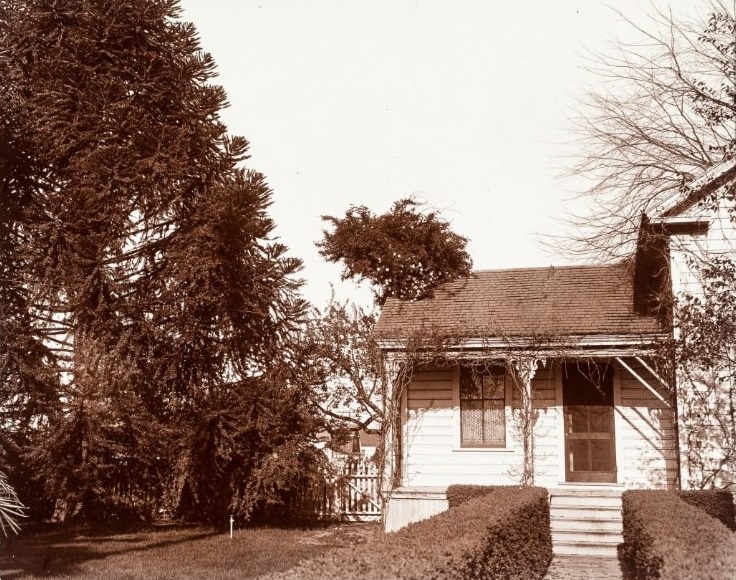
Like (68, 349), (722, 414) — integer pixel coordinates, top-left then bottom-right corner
(178, 0), (708, 308)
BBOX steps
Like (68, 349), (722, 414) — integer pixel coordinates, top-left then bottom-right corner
(549, 486), (623, 557)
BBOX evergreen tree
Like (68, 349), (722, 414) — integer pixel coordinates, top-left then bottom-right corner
(1, 0), (310, 521)
(318, 198), (472, 305)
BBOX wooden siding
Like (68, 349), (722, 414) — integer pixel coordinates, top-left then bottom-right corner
(401, 360), (677, 489)
(669, 195), (735, 488)
(402, 363), (562, 488)
(614, 358), (676, 489)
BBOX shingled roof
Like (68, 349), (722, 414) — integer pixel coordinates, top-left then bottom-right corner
(374, 263), (665, 340)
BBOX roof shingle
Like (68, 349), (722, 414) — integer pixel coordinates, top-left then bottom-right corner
(374, 263), (664, 339)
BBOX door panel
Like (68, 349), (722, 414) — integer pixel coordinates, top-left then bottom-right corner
(563, 363), (616, 483)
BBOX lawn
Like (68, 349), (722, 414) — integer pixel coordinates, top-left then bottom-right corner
(0, 522), (381, 579)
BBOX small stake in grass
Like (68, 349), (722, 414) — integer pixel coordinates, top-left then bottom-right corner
(229, 515), (234, 539)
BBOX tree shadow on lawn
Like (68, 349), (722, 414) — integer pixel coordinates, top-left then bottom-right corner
(0, 521), (382, 579)
(0, 524), (218, 579)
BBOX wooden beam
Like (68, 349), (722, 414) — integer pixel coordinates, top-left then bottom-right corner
(634, 356), (670, 389)
(615, 357), (670, 407)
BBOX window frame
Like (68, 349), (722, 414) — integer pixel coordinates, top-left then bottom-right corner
(456, 364), (510, 449)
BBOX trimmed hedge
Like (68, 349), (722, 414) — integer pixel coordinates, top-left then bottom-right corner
(269, 486), (552, 579)
(446, 484), (496, 508)
(677, 490), (736, 531)
(622, 490), (736, 580)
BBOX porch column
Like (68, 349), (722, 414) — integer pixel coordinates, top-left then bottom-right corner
(380, 351), (404, 495)
(509, 358), (544, 486)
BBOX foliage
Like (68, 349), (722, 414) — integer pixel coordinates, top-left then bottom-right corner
(567, 3), (735, 259)
(674, 254), (736, 487)
(318, 198), (472, 305)
(0, 0), (309, 522)
(622, 490), (736, 580)
(445, 484), (496, 508)
(296, 299), (382, 436)
(677, 490), (736, 530)
(167, 373), (328, 525)
(0, 470), (26, 537)
(268, 486), (551, 580)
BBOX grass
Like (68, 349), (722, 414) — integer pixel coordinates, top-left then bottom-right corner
(1, 521), (381, 579)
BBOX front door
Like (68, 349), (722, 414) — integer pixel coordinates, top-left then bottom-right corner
(563, 362), (616, 483)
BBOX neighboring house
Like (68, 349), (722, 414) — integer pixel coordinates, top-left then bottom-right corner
(318, 429), (380, 464)
(646, 157), (736, 489)
(373, 159), (735, 541)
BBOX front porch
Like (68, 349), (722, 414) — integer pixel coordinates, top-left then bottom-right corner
(382, 356), (676, 533)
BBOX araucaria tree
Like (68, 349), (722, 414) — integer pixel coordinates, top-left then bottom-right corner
(571, 2), (736, 486)
(318, 198), (473, 305)
(0, 0), (317, 523)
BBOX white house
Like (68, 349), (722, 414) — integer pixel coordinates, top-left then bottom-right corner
(373, 159), (735, 554)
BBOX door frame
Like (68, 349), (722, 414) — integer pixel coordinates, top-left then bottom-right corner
(561, 361), (617, 483)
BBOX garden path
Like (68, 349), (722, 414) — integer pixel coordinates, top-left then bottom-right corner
(544, 555), (624, 580)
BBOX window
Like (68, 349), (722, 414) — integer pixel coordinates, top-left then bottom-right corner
(460, 365), (506, 447)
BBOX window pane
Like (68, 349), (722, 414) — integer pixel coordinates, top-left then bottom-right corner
(483, 400), (505, 445)
(461, 400), (484, 445)
(460, 371), (482, 399)
(482, 372), (504, 399)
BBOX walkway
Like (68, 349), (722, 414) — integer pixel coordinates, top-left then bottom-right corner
(544, 555), (626, 580)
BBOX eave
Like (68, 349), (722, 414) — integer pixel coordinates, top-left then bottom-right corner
(376, 333), (669, 358)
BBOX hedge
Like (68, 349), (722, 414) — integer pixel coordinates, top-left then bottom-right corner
(269, 486), (552, 580)
(677, 490), (736, 531)
(622, 490), (736, 580)
(445, 484), (496, 508)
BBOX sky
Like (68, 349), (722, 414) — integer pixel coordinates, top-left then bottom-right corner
(177, 0), (709, 308)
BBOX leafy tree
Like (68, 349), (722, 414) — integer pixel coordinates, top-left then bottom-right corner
(318, 198), (472, 305)
(0, 0), (310, 521)
(296, 300), (383, 434)
(674, 255), (736, 487)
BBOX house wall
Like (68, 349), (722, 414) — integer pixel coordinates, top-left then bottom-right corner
(668, 195), (736, 489)
(613, 358), (676, 489)
(400, 359), (676, 489)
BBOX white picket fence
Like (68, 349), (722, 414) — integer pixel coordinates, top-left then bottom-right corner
(319, 459), (382, 521)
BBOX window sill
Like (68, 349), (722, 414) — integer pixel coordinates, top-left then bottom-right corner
(452, 447), (516, 453)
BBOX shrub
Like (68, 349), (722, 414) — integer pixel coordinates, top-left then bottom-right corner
(677, 490), (736, 531)
(445, 484), (496, 508)
(622, 490), (736, 580)
(268, 486), (552, 579)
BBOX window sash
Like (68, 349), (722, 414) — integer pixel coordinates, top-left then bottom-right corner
(460, 367), (506, 447)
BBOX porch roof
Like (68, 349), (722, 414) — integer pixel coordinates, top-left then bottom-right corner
(375, 263), (665, 342)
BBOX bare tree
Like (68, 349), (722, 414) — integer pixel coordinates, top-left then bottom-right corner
(563, 1), (735, 259)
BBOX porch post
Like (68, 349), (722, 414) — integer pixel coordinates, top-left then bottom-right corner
(380, 351), (403, 496)
(510, 358), (544, 486)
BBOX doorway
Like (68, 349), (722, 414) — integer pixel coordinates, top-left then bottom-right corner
(563, 362), (616, 483)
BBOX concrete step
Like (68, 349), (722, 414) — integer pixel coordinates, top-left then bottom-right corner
(551, 517), (622, 533)
(552, 528), (622, 542)
(550, 494), (622, 508)
(548, 487), (624, 557)
(553, 540), (620, 558)
(551, 506), (622, 519)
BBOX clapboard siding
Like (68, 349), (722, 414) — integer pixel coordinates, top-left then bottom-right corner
(403, 362), (561, 488)
(400, 359), (677, 489)
(614, 359), (677, 489)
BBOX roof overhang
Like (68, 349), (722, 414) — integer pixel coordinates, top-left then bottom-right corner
(648, 215), (710, 236)
(376, 333), (669, 358)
